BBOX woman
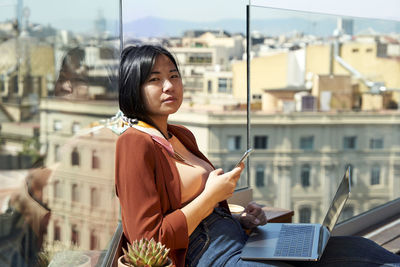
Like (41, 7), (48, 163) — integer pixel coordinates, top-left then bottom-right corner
(115, 45), (400, 267)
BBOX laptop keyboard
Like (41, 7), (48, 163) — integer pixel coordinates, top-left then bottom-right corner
(274, 224), (315, 257)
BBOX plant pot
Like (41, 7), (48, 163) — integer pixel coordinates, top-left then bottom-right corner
(118, 255), (173, 267)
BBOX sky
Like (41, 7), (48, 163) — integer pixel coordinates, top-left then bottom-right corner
(0, 0), (399, 31)
(1, 0), (399, 24)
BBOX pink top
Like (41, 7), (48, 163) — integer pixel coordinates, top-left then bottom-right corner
(169, 134), (214, 205)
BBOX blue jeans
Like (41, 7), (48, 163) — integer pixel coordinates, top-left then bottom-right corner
(185, 207), (400, 267)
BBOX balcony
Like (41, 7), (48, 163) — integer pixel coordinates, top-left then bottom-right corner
(0, 0), (399, 266)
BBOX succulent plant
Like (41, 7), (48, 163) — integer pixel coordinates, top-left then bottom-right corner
(122, 237), (171, 267)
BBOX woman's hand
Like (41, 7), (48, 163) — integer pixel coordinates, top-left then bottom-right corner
(202, 162), (244, 204)
(182, 163), (244, 235)
(238, 202), (267, 229)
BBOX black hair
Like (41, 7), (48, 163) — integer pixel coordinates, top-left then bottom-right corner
(118, 45), (180, 132)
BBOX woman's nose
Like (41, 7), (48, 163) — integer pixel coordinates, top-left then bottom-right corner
(163, 79), (173, 92)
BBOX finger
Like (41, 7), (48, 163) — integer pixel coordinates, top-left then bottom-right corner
(241, 212), (261, 225)
(256, 211), (267, 224)
(251, 206), (263, 217)
(225, 168), (242, 182)
(237, 162), (245, 169)
(258, 215), (268, 225)
(212, 168), (224, 175)
(245, 202), (259, 213)
(230, 166), (243, 175)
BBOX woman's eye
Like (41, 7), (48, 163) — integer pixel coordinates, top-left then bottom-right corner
(171, 74), (180, 79)
(149, 77), (159, 82)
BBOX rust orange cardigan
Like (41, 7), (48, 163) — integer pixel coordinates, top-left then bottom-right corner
(115, 124), (230, 267)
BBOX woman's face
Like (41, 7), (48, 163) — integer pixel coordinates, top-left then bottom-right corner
(141, 54), (183, 121)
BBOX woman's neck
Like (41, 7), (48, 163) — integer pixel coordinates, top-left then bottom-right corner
(149, 115), (169, 138)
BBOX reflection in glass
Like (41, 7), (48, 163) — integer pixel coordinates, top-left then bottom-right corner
(0, 0), (120, 265)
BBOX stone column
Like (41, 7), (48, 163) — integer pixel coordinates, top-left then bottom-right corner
(321, 163), (336, 212)
(3, 75), (9, 96)
(392, 165), (400, 199)
(81, 220), (90, 250)
(275, 163), (292, 210)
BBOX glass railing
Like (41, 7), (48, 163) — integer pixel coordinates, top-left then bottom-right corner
(1, 0), (399, 266)
(121, 0), (251, 190)
(0, 0), (120, 266)
(248, 4), (400, 223)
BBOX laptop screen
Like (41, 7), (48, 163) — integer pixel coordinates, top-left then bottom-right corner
(322, 166), (351, 232)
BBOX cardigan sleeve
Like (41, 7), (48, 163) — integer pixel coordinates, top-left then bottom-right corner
(115, 129), (189, 250)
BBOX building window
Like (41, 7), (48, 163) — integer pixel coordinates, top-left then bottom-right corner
(54, 222), (61, 241)
(90, 231), (99, 250)
(188, 54), (212, 64)
(54, 180), (62, 198)
(370, 138), (383, 149)
(343, 136), (357, 150)
(254, 136), (268, 149)
(299, 136), (314, 150)
(394, 165), (400, 178)
(255, 165), (265, 187)
(71, 225), (79, 246)
(301, 164), (311, 187)
(54, 144), (60, 162)
(91, 187), (99, 208)
(12, 75), (18, 94)
(71, 183), (79, 202)
(0, 78), (4, 93)
(92, 150), (100, 169)
(252, 94), (262, 100)
(71, 122), (80, 134)
(299, 207), (311, 223)
(53, 120), (62, 132)
(371, 165), (381, 185)
(218, 78), (228, 93)
(228, 136), (241, 151)
(71, 147), (80, 166)
(207, 80), (212, 93)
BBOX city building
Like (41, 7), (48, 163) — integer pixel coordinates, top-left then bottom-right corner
(0, 122), (39, 169)
(0, 37), (55, 121)
(170, 108), (400, 223)
(232, 37), (400, 111)
(40, 98), (119, 250)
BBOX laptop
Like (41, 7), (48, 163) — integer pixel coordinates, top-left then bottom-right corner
(241, 166), (352, 261)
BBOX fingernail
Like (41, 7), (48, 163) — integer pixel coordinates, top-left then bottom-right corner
(255, 218), (260, 224)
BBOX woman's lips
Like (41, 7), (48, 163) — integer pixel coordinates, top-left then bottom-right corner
(162, 97), (177, 103)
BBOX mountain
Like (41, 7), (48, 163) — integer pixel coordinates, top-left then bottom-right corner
(123, 16), (400, 38)
(36, 16), (399, 38)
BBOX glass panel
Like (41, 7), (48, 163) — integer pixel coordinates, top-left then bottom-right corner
(0, 0), (120, 266)
(249, 5), (400, 223)
(122, 0), (250, 189)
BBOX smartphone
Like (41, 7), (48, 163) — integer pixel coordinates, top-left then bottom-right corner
(234, 148), (254, 168)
